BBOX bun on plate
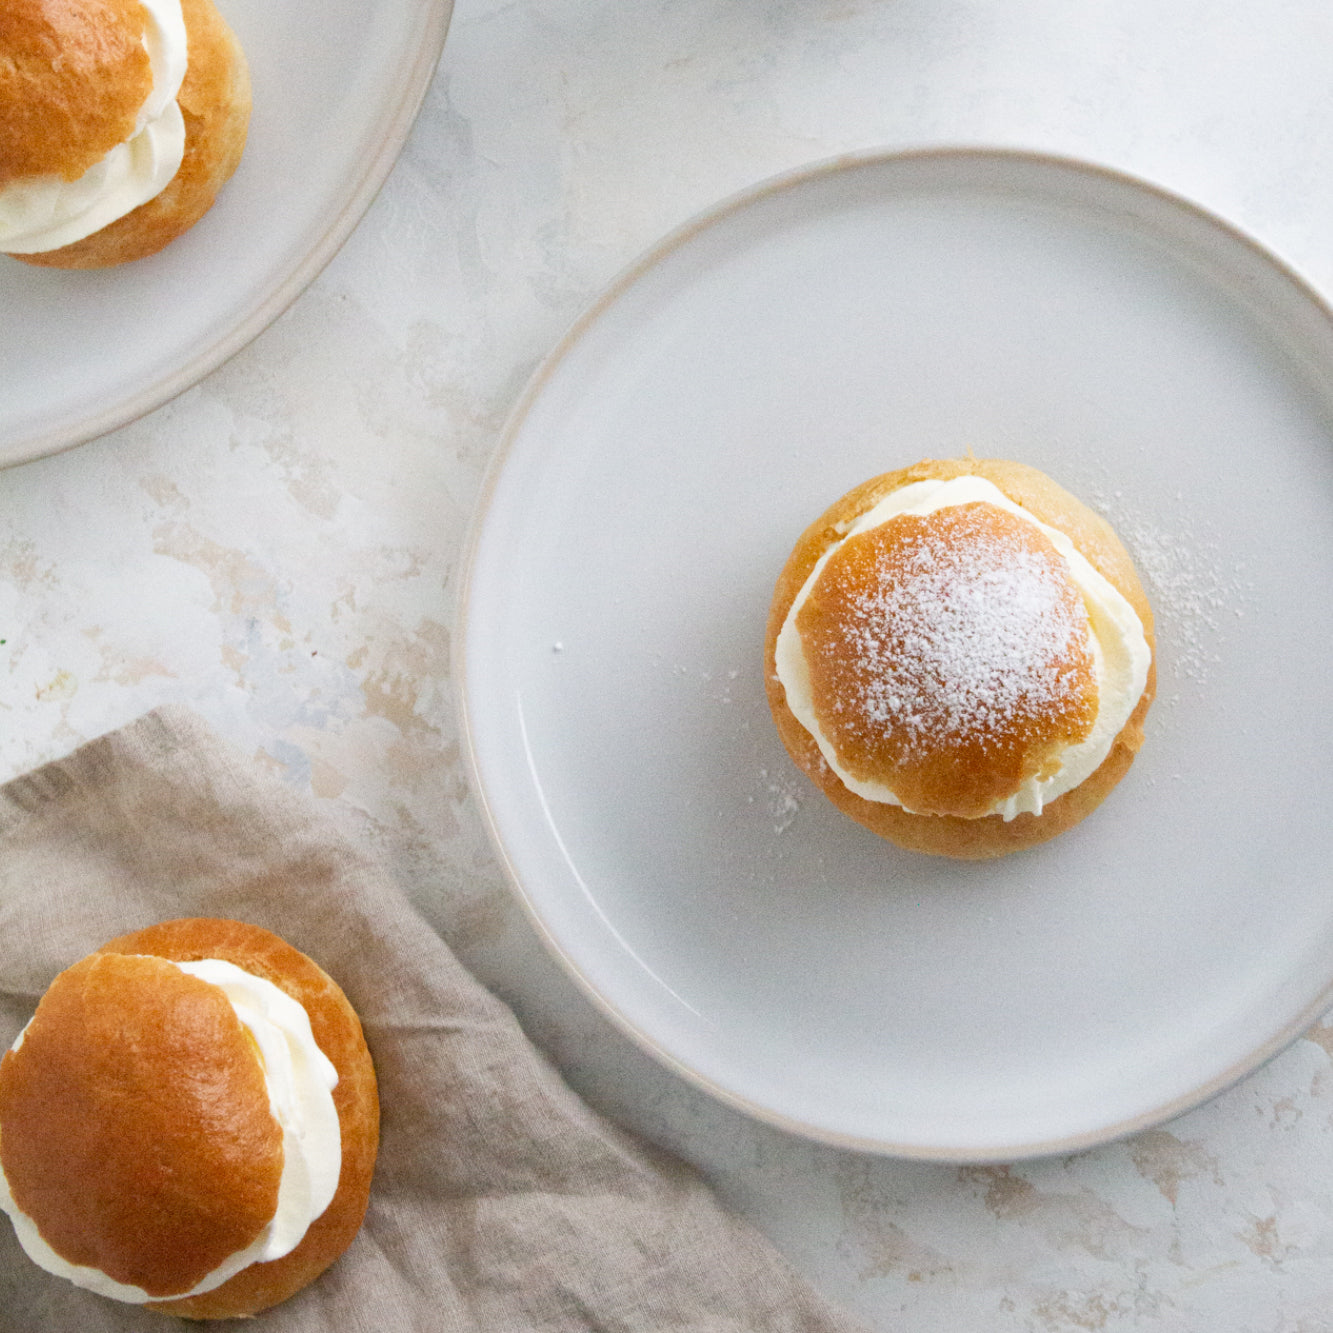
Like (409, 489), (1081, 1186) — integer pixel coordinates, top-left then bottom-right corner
(0, 918), (377, 1319)
(0, 0), (250, 267)
(764, 457), (1156, 858)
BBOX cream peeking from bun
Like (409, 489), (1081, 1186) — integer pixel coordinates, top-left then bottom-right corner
(0, 0), (250, 267)
(765, 458), (1155, 858)
(0, 919), (378, 1319)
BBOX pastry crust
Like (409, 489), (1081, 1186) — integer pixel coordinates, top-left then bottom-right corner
(6, 0), (250, 268)
(0, 919), (378, 1319)
(764, 457), (1157, 858)
(0, 0), (154, 185)
(796, 499), (1100, 817)
(0, 953), (284, 1295)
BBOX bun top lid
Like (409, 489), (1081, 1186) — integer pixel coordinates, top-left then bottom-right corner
(0, 951), (284, 1298)
(795, 500), (1099, 819)
(0, 0), (155, 186)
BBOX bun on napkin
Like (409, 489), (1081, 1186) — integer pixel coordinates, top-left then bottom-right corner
(0, 918), (378, 1319)
(764, 457), (1156, 858)
(0, 0), (250, 267)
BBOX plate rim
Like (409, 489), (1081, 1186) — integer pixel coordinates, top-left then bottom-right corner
(3, 0), (455, 471)
(456, 143), (1333, 1162)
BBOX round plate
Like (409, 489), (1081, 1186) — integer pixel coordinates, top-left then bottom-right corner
(0, 0), (452, 468)
(459, 148), (1333, 1160)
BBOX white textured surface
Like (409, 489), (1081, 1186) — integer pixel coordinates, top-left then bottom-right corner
(4, 1), (1333, 1327)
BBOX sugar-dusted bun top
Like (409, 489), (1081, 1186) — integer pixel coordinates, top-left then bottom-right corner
(794, 499), (1099, 819)
(0, 951), (283, 1297)
(0, 0), (154, 185)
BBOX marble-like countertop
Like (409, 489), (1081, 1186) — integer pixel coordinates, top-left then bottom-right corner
(5, 2), (1333, 1328)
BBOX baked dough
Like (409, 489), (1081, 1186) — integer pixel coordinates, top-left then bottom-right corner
(1, 0), (250, 268)
(0, 918), (378, 1319)
(764, 457), (1156, 858)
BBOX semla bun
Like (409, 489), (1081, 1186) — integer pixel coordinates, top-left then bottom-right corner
(764, 457), (1156, 858)
(0, 918), (378, 1319)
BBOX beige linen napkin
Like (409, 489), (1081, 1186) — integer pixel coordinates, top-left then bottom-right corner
(0, 708), (868, 1333)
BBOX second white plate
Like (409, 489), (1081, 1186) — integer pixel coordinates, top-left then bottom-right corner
(460, 148), (1333, 1160)
(0, 0), (452, 467)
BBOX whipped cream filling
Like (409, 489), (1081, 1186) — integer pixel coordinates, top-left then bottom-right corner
(775, 475), (1151, 820)
(0, 0), (188, 253)
(0, 958), (341, 1303)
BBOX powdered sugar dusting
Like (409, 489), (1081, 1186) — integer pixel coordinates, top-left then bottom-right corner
(801, 505), (1094, 764)
(1086, 481), (1255, 693)
(755, 766), (802, 833)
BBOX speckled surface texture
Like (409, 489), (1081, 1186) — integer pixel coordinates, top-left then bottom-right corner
(5, 2), (1333, 1328)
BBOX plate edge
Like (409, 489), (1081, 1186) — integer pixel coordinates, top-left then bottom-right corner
(454, 143), (1333, 1161)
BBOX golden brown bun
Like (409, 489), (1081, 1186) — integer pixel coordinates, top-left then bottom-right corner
(7, 0), (251, 268)
(0, 919), (378, 1320)
(796, 499), (1101, 818)
(0, 953), (284, 1295)
(0, 0), (154, 186)
(764, 458), (1157, 859)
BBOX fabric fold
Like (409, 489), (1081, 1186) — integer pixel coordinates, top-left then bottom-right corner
(0, 708), (867, 1333)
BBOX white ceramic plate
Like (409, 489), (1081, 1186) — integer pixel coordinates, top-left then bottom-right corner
(459, 148), (1333, 1160)
(0, 0), (452, 468)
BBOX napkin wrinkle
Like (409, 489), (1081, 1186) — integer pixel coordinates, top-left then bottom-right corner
(0, 708), (869, 1333)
